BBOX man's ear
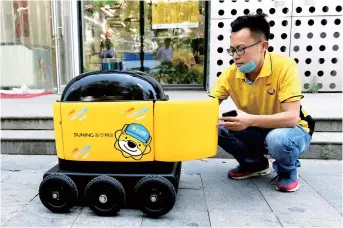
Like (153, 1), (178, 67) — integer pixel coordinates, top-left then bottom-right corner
(262, 41), (269, 52)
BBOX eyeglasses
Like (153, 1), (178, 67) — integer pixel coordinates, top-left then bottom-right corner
(227, 41), (262, 56)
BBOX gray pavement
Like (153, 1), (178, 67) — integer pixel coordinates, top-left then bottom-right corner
(1, 155), (342, 227)
(1, 91), (342, 118)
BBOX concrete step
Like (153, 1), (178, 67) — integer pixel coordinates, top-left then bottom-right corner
(1, 116), (342, 132)
(1, 117), (53, 130)
(1, 130), (342, 159)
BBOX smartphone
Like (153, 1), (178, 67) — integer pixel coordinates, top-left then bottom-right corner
(222, 110), (237, 117)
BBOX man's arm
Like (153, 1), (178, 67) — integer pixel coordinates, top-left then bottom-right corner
(208, 96), (225, 105)
(249, 100), (300, 128)
(208, 69), (231, 104)
(218, 101), (300, 131)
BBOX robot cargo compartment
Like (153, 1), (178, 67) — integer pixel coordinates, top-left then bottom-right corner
(54, 99), (219, 162)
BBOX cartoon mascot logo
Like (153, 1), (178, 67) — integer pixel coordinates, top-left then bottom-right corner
(114, 123), (152, 160)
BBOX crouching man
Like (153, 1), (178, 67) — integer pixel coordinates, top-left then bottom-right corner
(210, 13), (314, 192)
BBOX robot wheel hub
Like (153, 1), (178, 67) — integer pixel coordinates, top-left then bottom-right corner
(99, 194), (108, 204)
(52, 191), (60, 200)
(150, 194), (158, 203)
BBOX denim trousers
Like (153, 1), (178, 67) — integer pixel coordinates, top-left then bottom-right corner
(218, 125), (312, 174)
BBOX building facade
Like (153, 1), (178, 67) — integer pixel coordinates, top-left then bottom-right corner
(1, 0), (342, 94)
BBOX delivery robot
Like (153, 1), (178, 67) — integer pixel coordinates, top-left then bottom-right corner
(38, 70), (219, 218)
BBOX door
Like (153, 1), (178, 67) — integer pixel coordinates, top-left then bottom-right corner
(153, 98), (219, 161)
(51, 0), (79, 94)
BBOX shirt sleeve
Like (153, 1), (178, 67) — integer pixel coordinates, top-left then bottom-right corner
(279, 61), (304, 103)
(209, 69), (230, 100)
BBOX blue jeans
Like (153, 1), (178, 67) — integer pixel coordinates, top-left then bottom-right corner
(218, 125), (312, 173)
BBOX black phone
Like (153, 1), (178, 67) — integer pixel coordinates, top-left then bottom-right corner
(222, 110), (237, 118)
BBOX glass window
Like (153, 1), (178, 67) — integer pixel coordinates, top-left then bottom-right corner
(82, 1), (142, 72)
(81, 0), (207, 86)
(145, 0), (206, 85)
(0, 0), (56, 91)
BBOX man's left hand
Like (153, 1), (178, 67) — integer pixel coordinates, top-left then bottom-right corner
(217, 110), (253, 131)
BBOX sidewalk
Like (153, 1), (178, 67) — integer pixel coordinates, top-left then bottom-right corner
(1, 155), (342, 227)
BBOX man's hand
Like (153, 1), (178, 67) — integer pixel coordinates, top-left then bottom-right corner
(217, 110), (253, 131)
(217, 101), (301, 130)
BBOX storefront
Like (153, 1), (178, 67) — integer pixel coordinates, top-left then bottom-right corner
(1, 0), (342, 95)
(0, 0), (209, 94)
(0, 0), (80, 94)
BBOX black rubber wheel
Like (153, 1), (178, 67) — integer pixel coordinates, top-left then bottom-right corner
(39, 173), (78, 213)
(84, 176), (126, 216)
(134, 176), (176, 218)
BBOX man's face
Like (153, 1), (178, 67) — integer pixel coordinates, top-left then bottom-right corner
(165, 40), (171, 47)
(229, 28), (267, 67)
(125, 22), (131, 29)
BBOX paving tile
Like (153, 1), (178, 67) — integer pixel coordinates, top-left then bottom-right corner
(0, 188), (38, 205)
(201, 173), (272, 212)
(1, 170), (43, 190)
(141, 189), (210, 227)
(181, 159), (237, 175)
(209, 209), (282, 227)
(1, 155), (57, 171)
(178, 172), (202, 190)
(275, 211), (343, 227)
(300, 174), (342, 214)
(1, 170), (12, 183)
(3, 197), (82, 227)
(142, 210), (210, 227)
(0, 204), (27, 226)
(253, 175), (342, 227)
(72, 208), (143, 227)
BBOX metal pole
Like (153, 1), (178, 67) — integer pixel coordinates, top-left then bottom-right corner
(140, 0), (144, 72)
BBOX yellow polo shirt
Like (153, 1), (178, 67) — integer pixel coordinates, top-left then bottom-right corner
(210, 51), (314, 135)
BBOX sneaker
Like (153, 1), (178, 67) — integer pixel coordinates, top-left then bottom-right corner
(275, 170), (299, 192)
(227, 163), (270, 180)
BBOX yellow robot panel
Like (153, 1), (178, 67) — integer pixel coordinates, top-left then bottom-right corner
(53, 102), (64, 159)
(154, 98), (219, 161)
(60, 101), (154, 162)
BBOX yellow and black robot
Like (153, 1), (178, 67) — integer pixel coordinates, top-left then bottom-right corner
(38, 70), (219, 218)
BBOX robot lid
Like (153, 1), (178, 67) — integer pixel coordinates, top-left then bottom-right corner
(60, 70), (168, 102)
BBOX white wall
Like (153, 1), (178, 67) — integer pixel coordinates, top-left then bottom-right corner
(208, 0), (343, 92)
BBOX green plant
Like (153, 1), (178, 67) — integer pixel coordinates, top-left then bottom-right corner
(307, 76), (320, 93)
(321, 144), (334, 159)
(187, 65), (203, 84)
(148, 63), (204, 84)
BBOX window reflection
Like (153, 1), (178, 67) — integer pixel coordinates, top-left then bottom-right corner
(82, 0), (206, 85)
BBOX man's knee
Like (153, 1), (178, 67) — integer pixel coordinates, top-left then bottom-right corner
(265, 128), (298, 161)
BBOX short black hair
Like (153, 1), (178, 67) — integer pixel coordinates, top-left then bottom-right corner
(230, 13), (270, 41)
